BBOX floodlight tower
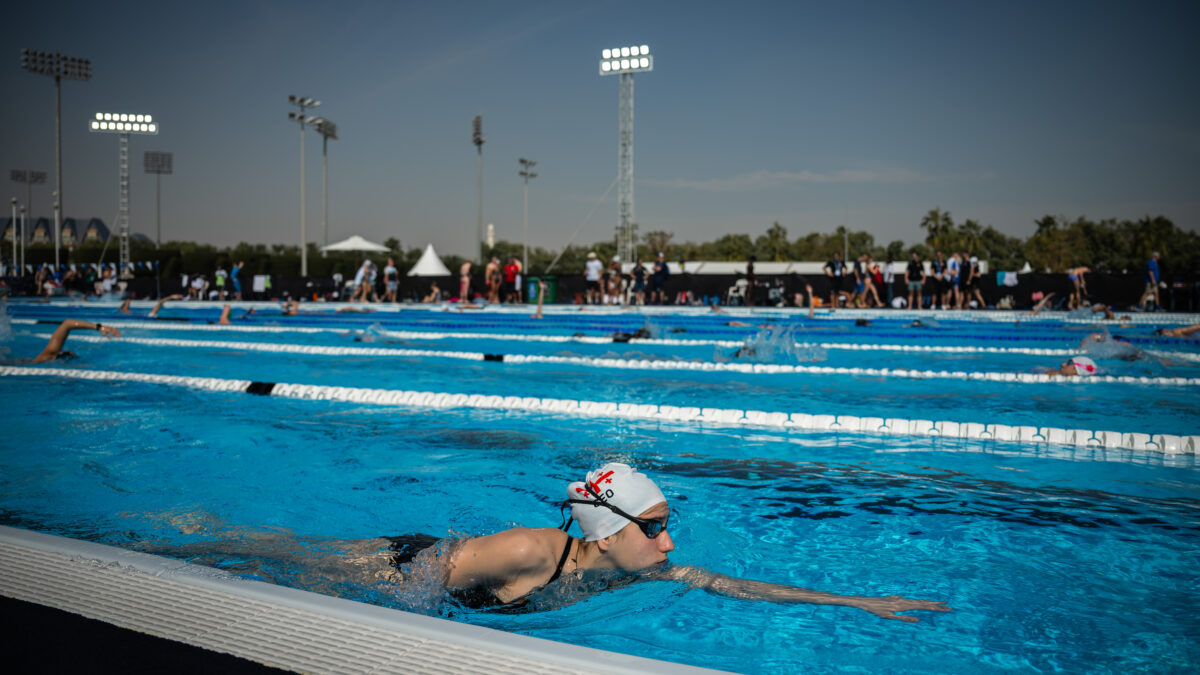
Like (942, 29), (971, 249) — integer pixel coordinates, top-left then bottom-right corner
(599, 45), (652, 265)
(143, 152), (173, 248)
(288, 95), (320, 277)
(20, 49), (91, 268)
(89, 112), (159, 277)
(518, 158), (537, 272)
(472, 116), (485, 264)
(310, 118), (338, 249)
(11, 169), (46, 273)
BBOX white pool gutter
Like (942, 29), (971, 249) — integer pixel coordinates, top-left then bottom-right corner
(0, 525), (723, 674)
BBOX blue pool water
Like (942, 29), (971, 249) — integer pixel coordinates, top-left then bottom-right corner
(2, 300), (1199, 673)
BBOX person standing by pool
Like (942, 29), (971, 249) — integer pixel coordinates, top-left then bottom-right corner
(230, 261), (244, 301)
(745, 255), (757, 307)
(485, 256), (501, 304)
(383, 258), (399, 303)
(584, 252), (603, 305)
(824, 252), (845, 309)
(459, 261), (472, 302)
(905, 252), (926, 310)
(214, 265), (227, 301)
(946, 253), (962, 309)
(1138, 252), (1161, 311)
(1064, 266), (1089, 310)
(630, 256), (648, 306)
(651, 252), (670, 305)
(503, 257), (520, 303)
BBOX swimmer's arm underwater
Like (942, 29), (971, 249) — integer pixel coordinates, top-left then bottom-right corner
(658, 565), (950, 623)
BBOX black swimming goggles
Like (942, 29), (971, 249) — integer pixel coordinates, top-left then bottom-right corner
(560, 482), (670, 539)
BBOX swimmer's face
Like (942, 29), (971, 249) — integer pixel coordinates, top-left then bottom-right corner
(1059, 362), (1079, 376)
(603, 502), (674, 571)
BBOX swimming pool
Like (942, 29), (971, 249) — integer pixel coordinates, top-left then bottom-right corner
(2, 300), (1198, 672)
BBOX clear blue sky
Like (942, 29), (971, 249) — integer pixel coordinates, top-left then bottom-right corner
(2, 0), (1197, 258)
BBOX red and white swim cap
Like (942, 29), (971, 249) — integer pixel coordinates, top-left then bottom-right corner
(567, 463), (666, 541)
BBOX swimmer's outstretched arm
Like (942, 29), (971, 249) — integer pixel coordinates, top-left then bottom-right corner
(150, 294), (184, 317)
(658, 566), (950, 623)
(33, 319), (122, 363)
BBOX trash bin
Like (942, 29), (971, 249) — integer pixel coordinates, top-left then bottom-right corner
(526, 276), (557, 304)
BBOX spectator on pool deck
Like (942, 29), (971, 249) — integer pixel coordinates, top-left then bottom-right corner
(1138, 252), (1161, 311)
(631, 257), (648, 306)
(31, 319), (122, 363)
(651, 252), (670, 305)
(883, 257), (896, 306)
(584, 252), (603, 305)
(503, 257), (520, 304)
(745, 255), (757, 307)
(824, 252), (845, 309)
(229, 262), (244, 301)
(1066, 266), (1089, 310)
(173, 463), (950, 620)
(964, 254), (985, 309)
(1155, 322), (1200, 339)
(905, 252), (926, 310)
(865, 255), (883, 308)
(485, 256), (501, 304)
(215, 265), (227, 300)
(606, 256), (623, 305)
(459, 261), (472, 301)
(383, 258), (399, 303)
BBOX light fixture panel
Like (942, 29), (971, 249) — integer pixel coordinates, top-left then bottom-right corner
(89, 113), (159, 135)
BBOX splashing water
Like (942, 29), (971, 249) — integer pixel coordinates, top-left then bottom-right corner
(725, 326), (826, 364)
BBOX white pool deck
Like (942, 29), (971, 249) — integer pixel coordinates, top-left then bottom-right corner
(0, 525), (723, 674)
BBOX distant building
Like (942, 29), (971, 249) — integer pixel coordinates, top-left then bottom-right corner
(6, 217), (110, 245)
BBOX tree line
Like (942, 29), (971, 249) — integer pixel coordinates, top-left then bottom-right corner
(21, 210), (1197, 279)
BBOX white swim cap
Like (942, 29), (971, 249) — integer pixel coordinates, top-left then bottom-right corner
(566, 463), (666, 541)
(1070, 356), (1098, 377)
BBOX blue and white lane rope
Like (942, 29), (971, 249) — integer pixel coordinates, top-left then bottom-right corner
(1, 365), (1195, 456)
(0, 318), (1092, 355)
(42, 332), (1200, 386)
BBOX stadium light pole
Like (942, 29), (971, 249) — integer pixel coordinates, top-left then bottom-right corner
(11, 169), (46, 273)
(473, 116), (485, 264)
(599, 44), (652, 265)
(310, 118), (338, 250)
(143, 152), (173, 248)
(21, 49), (91, 269)
(288, 95), (320, 277)
(9, 198), (15, 275)
(518, 158), (537, 275)
(90, 112), (158, 277)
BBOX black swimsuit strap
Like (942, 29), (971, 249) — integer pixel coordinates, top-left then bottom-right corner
(546, 534), (575, 585)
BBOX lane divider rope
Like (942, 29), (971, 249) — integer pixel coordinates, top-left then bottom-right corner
(1, 365), (1195, 456)
(39, 332), (1200, 387)
(12, 318), (1159, 357)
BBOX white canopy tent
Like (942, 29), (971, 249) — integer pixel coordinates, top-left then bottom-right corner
(320, 235), (390, 253)
(407, 243), (452, 277)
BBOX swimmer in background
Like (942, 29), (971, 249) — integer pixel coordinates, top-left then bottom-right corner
(281, 299), (300, 316)
(1155, 322), (1200, 339)
(1029, 292), (1056, 316)
(1042, 355), (1098, 377)
(165, 463), (950, 621)
(149, 294), (185, 318)
(530, 280), (546, 319)
(30, 319), (122, 363)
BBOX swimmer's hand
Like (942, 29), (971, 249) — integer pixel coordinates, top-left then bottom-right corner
(99, 325), (122, 339)
(844, 594), (951, 623)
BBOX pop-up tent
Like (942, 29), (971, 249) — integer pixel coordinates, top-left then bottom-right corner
(407, 243), (451, 276)
(320, 235), (390, 253)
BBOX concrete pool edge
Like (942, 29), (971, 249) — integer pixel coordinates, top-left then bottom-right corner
(0, 525), (724, 674)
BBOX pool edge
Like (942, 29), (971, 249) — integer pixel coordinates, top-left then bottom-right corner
(0, 525), (725, 674)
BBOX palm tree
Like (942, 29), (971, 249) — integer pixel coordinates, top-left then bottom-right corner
(920, 207), (953, 251)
